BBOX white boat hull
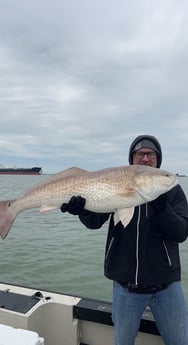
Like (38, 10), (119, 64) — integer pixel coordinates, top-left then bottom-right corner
(0, 282), (164, 345)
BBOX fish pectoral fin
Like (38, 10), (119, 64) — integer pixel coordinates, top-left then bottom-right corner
(40, 205), (58, 213)
(118, 190), (135, 196)
(114, 207), (135, 228)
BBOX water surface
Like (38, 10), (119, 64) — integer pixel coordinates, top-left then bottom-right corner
(0, 175), (188, 303)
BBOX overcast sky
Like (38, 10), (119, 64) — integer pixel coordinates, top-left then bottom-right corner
(0, 0), (188, 174)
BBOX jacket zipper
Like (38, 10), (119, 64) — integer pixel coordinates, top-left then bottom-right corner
(163, 241), (172, 266)
(105, 237), (114, 260)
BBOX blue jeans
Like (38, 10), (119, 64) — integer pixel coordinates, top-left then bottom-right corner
(112, 281), (188, 345)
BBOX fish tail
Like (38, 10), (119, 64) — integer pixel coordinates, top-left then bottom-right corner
(0, 200), (18, 239)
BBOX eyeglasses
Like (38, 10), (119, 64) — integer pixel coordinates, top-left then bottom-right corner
(134, 151), (157, 159)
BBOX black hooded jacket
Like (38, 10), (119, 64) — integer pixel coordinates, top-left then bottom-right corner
(79, 184), (188, 285)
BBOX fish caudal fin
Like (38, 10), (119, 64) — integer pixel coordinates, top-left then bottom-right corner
(0, 200), (18, 239)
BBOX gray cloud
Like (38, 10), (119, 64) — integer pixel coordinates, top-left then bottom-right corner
(0, 0), (188, 174)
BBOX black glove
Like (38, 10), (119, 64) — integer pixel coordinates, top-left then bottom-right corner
(150, 193), (167, 214)
(60, 196), (86, 215)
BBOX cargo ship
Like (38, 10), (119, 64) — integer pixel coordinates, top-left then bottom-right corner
(0, 166), (42, 175)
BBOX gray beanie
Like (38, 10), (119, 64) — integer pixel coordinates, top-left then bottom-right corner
(128, 134), (162, 168)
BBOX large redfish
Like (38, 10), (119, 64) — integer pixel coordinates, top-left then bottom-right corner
(0, 165), (178, 239)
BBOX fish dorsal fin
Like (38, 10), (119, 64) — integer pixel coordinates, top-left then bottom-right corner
(52, 167), (88, 179)
(25, 167), (88, 195)
(114, 207), (135, 228)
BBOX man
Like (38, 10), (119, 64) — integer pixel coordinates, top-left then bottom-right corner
(61, 134), (188, 345)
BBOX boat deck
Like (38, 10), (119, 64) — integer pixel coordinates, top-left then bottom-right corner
(0, 283), (164, 345)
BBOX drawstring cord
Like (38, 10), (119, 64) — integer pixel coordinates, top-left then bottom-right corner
(135, 205), (141, 285)
(135, 203), (148, 285)
(145, 203), (148, 217)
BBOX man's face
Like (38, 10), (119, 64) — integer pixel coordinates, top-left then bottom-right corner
(133, 148), (157, 168)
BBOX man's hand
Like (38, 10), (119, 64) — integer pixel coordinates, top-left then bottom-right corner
(60, 196), (86, 215)
(150, 193), (167, 214)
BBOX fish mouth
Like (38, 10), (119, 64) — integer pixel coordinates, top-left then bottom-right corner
(168, 177), (178, 190)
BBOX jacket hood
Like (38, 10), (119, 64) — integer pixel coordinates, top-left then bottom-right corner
(128, 134), (162, 168)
